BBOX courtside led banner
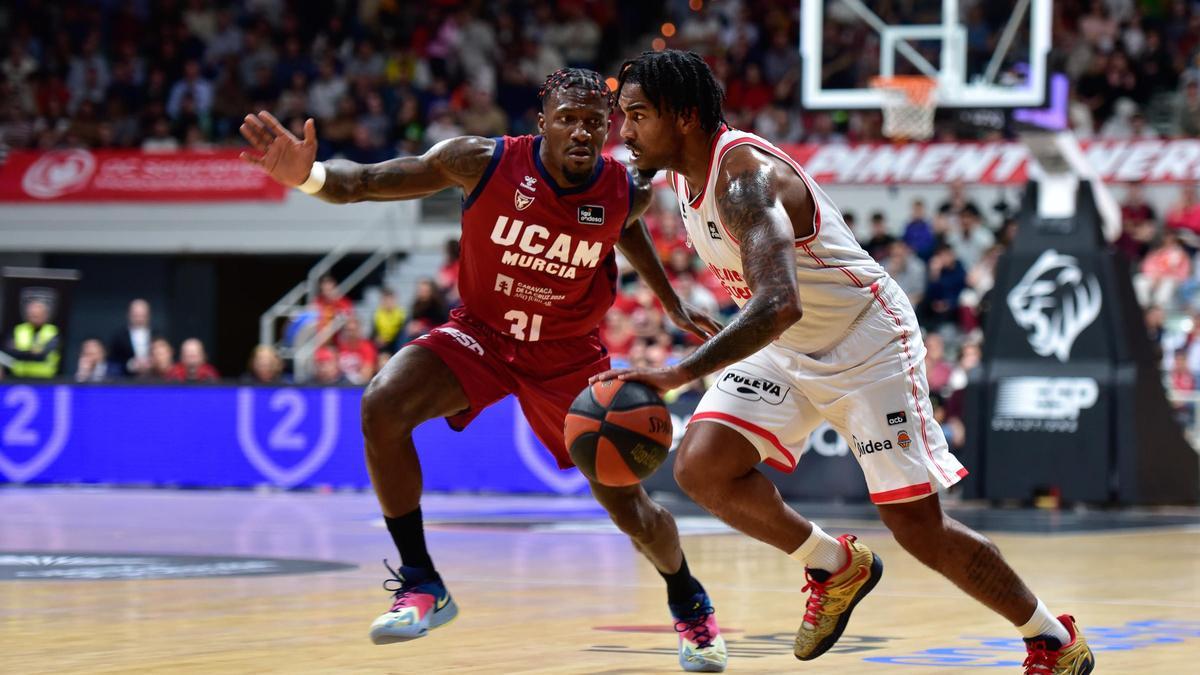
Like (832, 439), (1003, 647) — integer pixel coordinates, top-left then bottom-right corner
(0, 150), (288, 202)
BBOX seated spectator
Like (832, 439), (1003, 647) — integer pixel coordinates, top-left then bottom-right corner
(242, 345), (286, 384)
(75, 338), (116, 383)
(923, 245), (968, 332)
(109, 298), (154, 378)
(1135, 230), (1190, 308)
(314, 274), (354, 335)
(600, 311), (636, 358)
(142, 337), (177, 381)
(437, 239), (461, 306)
(884, 241), (925, 308)
(903, 199), (936, 260)
(167, 338), (220, 383)
(1166, 183), (1200, 236)
(862, 211), (896, 261)
(336, 315), (378, 384)
(946, 204), (994, 271)
(4, 299), (60, 379)
(373, 289), (406, 351)
(924, 333), (954, 396)
(312, 347), (348, 385)
(1114, 182), (1157, 264)
(403, 278), (449, 342)
(1177, 79), (1200, 137)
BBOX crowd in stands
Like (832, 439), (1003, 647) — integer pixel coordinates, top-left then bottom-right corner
(4, 1), (1200, 156)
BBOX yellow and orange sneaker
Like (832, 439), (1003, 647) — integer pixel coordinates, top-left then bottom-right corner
(793, 534), (883, 661)
(1023, 614), (1095, 674)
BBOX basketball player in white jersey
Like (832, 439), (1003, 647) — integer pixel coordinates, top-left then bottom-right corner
(595, 50), (1095, 675)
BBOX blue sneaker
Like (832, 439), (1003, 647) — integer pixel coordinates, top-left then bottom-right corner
(669, 591), (727, 672)
(369, 561), (459, 644)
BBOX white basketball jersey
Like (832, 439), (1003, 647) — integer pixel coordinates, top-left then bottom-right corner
(673, 127), (887, 355)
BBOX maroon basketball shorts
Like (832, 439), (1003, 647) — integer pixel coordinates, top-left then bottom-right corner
(410, 310), (610, 468)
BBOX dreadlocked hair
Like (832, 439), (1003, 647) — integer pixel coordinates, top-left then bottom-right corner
(538, 67), (615, 110)
(617, 50), (726, 134)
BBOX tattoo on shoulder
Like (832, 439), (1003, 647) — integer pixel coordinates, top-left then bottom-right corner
(436, 137), (495, 180)
(716, 167), (777, 240)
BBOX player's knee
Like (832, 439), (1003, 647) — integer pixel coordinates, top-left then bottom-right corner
(361, 371), (421, 439)
(879, 498), (945, 547)
(672, 445), (709, 501)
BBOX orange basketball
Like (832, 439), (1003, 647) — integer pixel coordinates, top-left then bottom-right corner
(564, 380), (673, 486)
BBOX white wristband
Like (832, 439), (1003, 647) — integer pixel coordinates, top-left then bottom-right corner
(297, 161), (327, 194)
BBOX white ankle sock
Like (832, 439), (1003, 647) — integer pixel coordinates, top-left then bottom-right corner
(1017, 599), (1070, 643)
(788, 523), (847, 573)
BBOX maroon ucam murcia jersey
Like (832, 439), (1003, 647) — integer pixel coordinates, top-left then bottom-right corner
(456, 134), (632, 342)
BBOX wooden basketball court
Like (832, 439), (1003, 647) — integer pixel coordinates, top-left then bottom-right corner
(2, 488), (1198, 673)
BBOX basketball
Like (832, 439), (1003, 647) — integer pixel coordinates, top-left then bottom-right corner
(565, 380), (673, 486)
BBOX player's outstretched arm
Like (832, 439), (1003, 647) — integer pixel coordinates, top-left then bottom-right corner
(672, 149), (803, 379)
(616, 170), (721, 340)
(239, 111), (495, 204)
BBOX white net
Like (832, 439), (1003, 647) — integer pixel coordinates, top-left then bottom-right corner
(870, 76), (938, 141)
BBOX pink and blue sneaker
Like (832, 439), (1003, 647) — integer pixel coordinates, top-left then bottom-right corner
(369, 561), (459, 644)
(669, 591), (728, 672)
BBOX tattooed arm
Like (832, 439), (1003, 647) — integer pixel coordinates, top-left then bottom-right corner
(591, 147), (812, 392)
(672, 147), (806, 379)
(616, 170), (722, 340)
(239, 111), (495, 204)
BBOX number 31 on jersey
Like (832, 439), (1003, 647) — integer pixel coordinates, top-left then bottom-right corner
(504, 310), (543, 342)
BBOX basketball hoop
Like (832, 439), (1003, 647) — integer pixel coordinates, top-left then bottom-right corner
(870, 76), (938, 141)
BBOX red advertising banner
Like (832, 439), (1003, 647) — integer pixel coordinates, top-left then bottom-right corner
(780, 139), (1200, 185)
(0, 149), (288, 202)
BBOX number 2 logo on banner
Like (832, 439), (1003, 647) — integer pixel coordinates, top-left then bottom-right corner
(236, 388), (340, 488)
(0, 386), (72, 484)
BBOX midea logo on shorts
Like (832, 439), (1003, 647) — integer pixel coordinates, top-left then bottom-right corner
(1007, 249), (1102, 362)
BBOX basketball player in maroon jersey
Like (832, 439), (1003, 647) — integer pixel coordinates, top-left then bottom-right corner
(241, 69), (729, 672)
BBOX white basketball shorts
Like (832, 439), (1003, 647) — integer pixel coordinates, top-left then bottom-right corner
(690, 278), (967, 504)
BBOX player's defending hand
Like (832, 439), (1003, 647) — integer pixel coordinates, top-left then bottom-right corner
(665, 302), (722, 341)
(589, 365), (693, 395)
(239, 111), (317, 187)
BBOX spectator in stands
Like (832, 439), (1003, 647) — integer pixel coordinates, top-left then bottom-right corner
(938, 180), (982, 217)
(167, 59), (213, 121)
(1169, 350), (1196, 425)
(924, 333), (955, 397)
(1115, 182), (1157, 263)
(314, 273), (353, 335)
(947, 204), (995, 270)
(109, 298), (154, 378)
(885, 241), (926, 308)
(312, 347), (348, 385)
(903, 198), (936, 260)
(1177, 79), (1200, 137)
(373, 289), (405, 352)
(1136, 230), (1190, 309)
(335, 314), (378, 385)
(142, 337), (176, 382)
(402, 278), (449, 342)
(242, 345), (286, 384)
(1166, 183), (1200, 235)
(924, 245), (968, 332)
(4, 299), (60, 379)
(167, 338), (220, 383)
(862, 211), (896, 261)
(601, 311), (636, 359)
(437, 238), (462, 306)
(74, 338), (115, 383)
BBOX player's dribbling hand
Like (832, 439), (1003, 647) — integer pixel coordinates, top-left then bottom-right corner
(239, 111), (318, 187)
(665, 301), (723, 341)
(589, 366), (693, 395)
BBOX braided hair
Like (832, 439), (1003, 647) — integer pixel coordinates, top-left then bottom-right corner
(538, 67), (615, 110)
(617, 50), (726, 134)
